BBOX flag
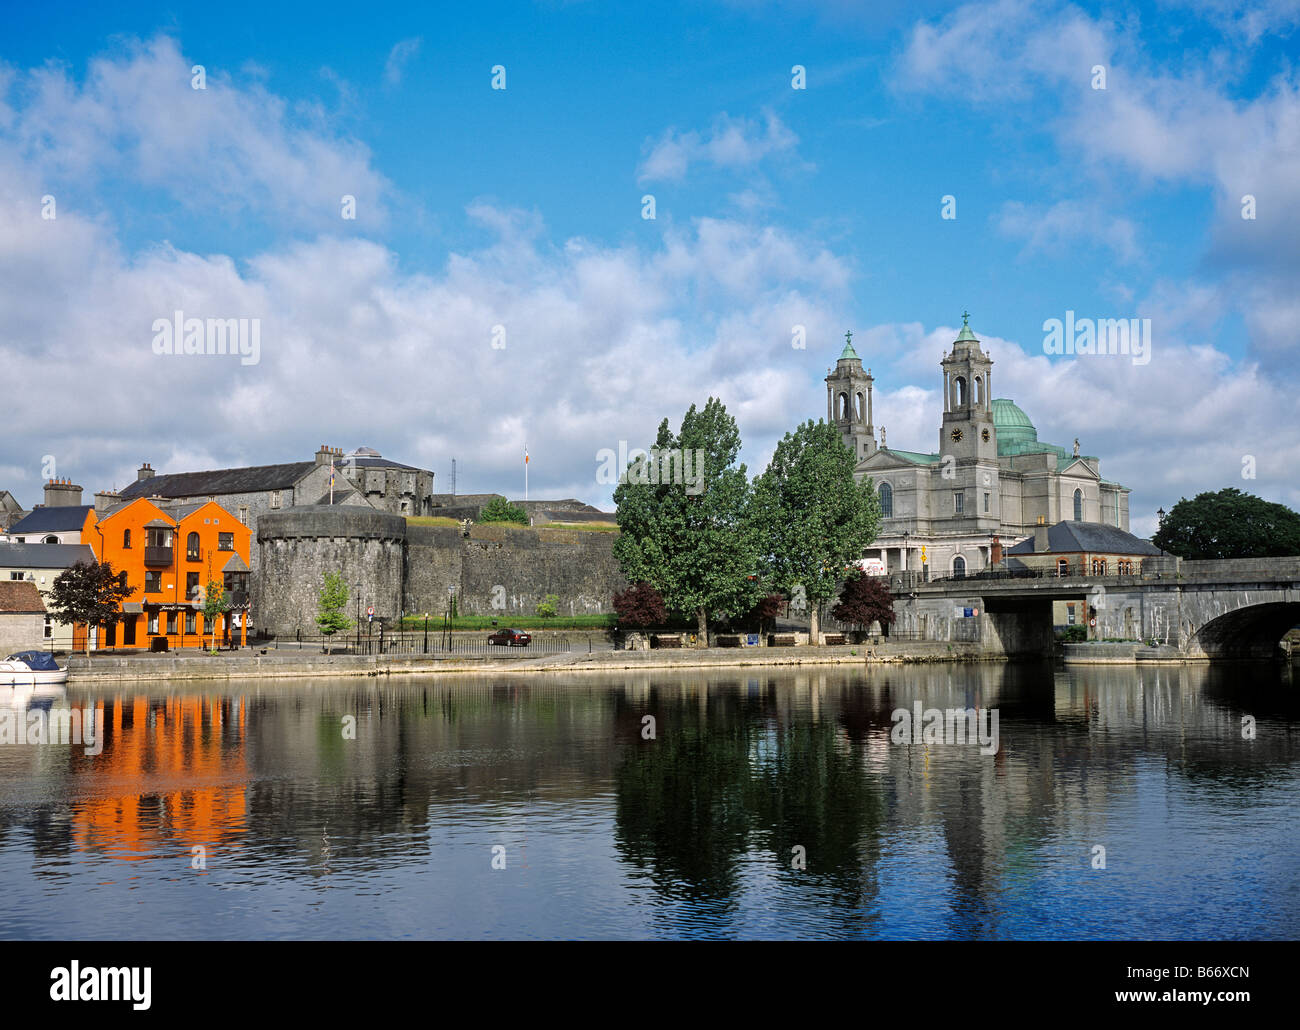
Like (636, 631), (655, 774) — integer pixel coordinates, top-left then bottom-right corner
(328, 463), (336, 488)
(524, 447), (529, 465)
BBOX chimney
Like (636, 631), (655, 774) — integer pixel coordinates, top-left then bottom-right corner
(94, 489), (121, 513)
(990, 536), (1002, 566)
(137, 462), (155, 482)
(44, 478), (83, 507)
(1034, 515), (1050, 553)
(316, 444), (335, 466)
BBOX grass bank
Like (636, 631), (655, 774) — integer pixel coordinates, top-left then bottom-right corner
(398, 613), (618, 630)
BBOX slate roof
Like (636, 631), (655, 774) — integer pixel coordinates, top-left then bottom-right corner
(349, 457), (422, 471)
(118, 462), (315, 499)
(0, 580), (45, 613)
(0, 542), (97, 569)
(222, 553), (250, 573)
(1005, 521), (1163, 556)
(311, 489), (370, 507)
(6, 505), (93, 535)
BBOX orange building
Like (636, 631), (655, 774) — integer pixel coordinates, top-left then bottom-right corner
(85, 498), (252, 650)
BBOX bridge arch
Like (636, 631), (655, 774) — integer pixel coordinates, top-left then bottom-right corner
(1188, 601), (1300, 659)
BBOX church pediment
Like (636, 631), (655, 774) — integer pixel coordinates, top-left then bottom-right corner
(1060, 457), (1102, 479)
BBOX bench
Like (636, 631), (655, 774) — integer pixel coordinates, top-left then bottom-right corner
(768, 634), (797, 647)
(650, 634), (682, 649)
(715, 634), (744, 648)
(822, 633), (846, 646)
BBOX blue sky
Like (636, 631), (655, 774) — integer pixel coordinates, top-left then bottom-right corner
(1, 0), (1297, 532)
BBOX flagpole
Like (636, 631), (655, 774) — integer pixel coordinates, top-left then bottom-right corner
(524, 443), (528, 502)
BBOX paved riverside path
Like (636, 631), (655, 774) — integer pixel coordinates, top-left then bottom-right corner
(65, 640), (996, 684)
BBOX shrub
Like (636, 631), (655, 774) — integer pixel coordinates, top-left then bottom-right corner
(480, 497), (528, 524)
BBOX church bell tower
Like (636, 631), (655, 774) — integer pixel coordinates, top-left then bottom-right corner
(826, 331), (876, 463)
(939, 313), (996, 461)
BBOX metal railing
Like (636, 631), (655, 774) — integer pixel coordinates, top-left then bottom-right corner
(261, 628), (581, 659)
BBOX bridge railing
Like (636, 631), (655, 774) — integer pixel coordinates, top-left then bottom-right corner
(934, 562), (1148, 583)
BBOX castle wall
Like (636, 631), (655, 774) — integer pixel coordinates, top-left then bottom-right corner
(255, 507), (406, 636)
(405, 523), (626, 616)
(255, 513), (626, 634)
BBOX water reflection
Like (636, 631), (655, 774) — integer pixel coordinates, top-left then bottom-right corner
(0, 663), (1295, 939)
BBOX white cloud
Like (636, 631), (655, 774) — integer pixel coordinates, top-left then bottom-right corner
(995, 200), (1140, 263)
(637, 110), (800, 183)
(385, 38), (421, 86)
(898, 0), (1300, 372)
(1, 35), (390, 231)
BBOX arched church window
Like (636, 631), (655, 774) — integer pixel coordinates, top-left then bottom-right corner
(838, 392), (850, 420)
(879, 482), (893, 518)
(856, 392), (865, 422)
(1073, 489), (1083, 521)
(974, 376), (983, 405)
(952, 555), (966, 577)
(954, 376), (966, 407)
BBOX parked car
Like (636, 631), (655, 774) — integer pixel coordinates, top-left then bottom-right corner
(488, 628), (532, 647)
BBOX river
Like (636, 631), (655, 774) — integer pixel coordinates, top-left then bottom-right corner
(1, 662), (1296, 939)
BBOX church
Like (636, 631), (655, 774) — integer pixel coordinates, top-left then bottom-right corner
(825, 315), (1132, 576)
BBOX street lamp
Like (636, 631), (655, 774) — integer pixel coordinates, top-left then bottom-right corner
(1156, 506), (1166, 523)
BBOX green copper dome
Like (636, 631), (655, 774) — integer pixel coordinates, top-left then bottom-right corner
(992, 398), (1038, 453)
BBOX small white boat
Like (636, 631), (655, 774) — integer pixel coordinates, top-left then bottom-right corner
(0, 651), (68, 687)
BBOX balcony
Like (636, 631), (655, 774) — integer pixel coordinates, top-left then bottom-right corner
(144, 545), (173, 566)
(227, 590), (249, 608)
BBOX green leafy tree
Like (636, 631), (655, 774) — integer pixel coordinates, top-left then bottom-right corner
(480, 497), (528, 524)
(750, 420), (882, 642)
(613, 398), (760, 646)
(1153, 488), (1300, 559)
(201, 578), (231, 653)
(47, 561), (133, 654)
(315, 571), (354, 638)
(536, 593), (559, 618)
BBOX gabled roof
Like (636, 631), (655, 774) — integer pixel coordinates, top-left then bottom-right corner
(311, 489), (370, 507)
(0, 580), (45, 613)
(0, 543), (97, 569)
(222, 553), (250, 573)
(6, 505), (93, 535)
(1005, 521), (1163, 556)
(118, 462), (315, 499)
(876, 448), (942, 466)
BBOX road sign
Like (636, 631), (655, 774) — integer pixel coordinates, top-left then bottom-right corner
(367, 605), (375, 620)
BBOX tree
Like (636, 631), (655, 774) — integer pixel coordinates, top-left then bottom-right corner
(46, 561), (133, 654)
(613, 582), (668, 628)
(750, 420), (882, 642)
(1153, 488), (1300, 559)
(832, 572), (895, 637)
(536, 593), (559, 618)
(201, 578), (231, 653)
(480, 497), (528, 524)
(613, 398), (761, 646)
(315, 572), (354, 639)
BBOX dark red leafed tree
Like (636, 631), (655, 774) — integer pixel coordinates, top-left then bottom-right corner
(832, 572), (894, 633)
(613, 582), (668, 628)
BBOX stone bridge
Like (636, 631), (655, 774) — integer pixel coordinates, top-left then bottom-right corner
(889, 556), (1300, 660)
